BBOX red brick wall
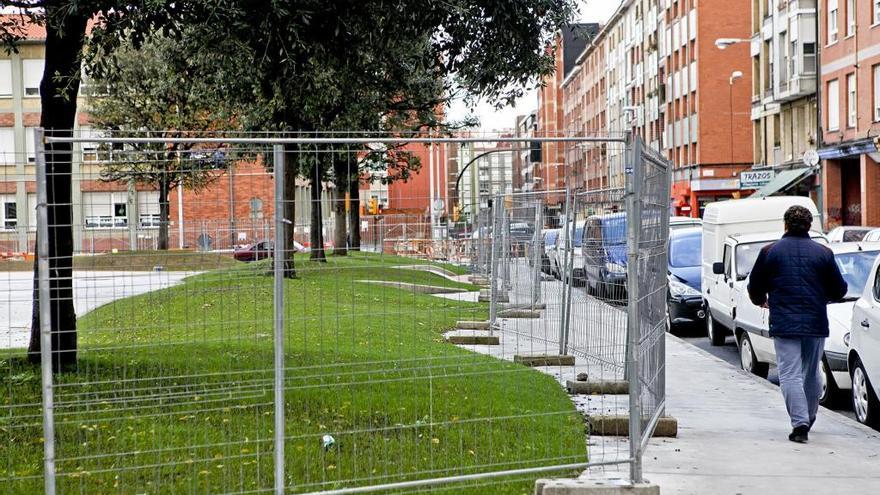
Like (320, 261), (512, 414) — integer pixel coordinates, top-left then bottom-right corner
(386, 142), (447, 213)
(696, 0), (754, 167)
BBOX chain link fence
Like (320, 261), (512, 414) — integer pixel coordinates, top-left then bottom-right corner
(3, 131), (677, 495)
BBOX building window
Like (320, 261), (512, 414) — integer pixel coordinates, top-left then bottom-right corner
(1, 196), (16, 230)
(828, 79), (840, 131)
(83, 192), (128, 229)
(137, 191), (160, 228)
(0, 128), (14, 164)
(803, 43), (817, 73)
(874, 65), (880, 121)
(828, 0), (839, 44)
(0, 60), (11, 97)
(847, 0), (856, 37)
(847, 73), (857, 128)
(25, 127), (35, 162)
(875, 0), (880, 25)
(22, 59), (44, 97)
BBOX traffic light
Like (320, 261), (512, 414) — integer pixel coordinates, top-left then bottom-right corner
(368, 198), (379, 215)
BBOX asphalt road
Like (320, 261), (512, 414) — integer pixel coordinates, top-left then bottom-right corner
(673, 326), (862, 425)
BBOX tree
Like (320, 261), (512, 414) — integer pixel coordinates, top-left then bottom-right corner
(0, 1), (212, 369)
(187, 0), (576, 265)
(85, 33), (235, 250)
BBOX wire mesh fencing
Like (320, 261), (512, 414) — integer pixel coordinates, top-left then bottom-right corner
(4, 130), (663, 495)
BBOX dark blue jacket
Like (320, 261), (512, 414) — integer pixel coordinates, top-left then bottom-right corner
(747, 233), (847, 338)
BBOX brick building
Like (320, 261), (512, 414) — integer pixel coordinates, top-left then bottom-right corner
(664, 0), (754, 217)
(818, 0), (880, 228)
(537, 23), (599, 215)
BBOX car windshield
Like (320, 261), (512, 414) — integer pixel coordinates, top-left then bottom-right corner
(601, 217), (626, 245)
(735, 241), (772, 279)
(669, 234), (701, 268)
(835, 251), (880, 300)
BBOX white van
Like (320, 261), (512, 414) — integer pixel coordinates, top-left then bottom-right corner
(557, 220), (587, 285)
(702, 196), (822, 346)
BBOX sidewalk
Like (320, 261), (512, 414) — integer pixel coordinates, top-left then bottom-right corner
(642, 335), (880, 494)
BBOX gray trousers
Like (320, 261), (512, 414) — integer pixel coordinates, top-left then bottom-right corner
(773, 336), (825, 429)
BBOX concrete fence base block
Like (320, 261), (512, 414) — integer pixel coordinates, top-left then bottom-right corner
(478, 294), (509, 303)
(588, 415), (678, 437)
(470, 276), (489, 285)
(500, 303), (547, 310)
(566, 380), (629, 395)
(514, 354), (576, 367)
(497, 309), (540, 318)
(456, 320), (490, 330)
(445, 331), (500, 345)
(535, 478), (660, 495)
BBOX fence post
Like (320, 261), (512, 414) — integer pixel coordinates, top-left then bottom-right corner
(558, 187), (575, 356)
(488, 196), (501, 331)
(272, 144), (286, 495)
(531, 201), (543, 308)
(34, 127), (56, 495)
(624, 133), (644, 484)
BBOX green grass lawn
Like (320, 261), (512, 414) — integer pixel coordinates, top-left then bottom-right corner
(1, 252), (585, 494)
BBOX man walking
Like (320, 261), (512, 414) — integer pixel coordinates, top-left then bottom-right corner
(747, 205), (847, 443)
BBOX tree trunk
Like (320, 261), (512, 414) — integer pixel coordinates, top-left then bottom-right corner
(282, 145), (297, 278)
(348, 175), (361, 251)
(158, 174), (169, 250)
(309, 162), (326, 262)
(332, 190), (347, 256)
(28, 7), (89, 369)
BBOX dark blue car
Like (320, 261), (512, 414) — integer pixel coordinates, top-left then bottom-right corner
(582, 213), (628, 300)
(667, 227), (705, 333)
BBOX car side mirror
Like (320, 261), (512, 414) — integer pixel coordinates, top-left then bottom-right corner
(712, 262), (724, 275)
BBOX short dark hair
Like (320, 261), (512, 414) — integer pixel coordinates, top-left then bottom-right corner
(784, 205), (813, 235)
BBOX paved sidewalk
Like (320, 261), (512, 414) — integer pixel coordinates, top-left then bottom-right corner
(643, 335), (880, 494)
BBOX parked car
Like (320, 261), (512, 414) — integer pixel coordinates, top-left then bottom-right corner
(582, 213), (627, 298)
(542, 229), (560, 276)
(734, 242), (880, 405)
(827, 226), (876, 243)
(667, 227), (704, 333)
(670, 216), (702, 231)
(233, 240), (305, 262)
(864, 229), (880, 243)
(850, 250), (880, 425)
(557, 220), (586, 285)
(702, 196), (822, 346)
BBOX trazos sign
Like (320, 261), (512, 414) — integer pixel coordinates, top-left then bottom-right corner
(740, 170), (775, 189)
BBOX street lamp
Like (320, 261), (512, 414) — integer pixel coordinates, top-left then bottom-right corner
(715, 38), (750, 50)
(729, 71), (744, 165)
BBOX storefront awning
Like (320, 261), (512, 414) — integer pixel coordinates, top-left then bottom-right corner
(818, 138), (878, 160)
(750, 168), (814, 198)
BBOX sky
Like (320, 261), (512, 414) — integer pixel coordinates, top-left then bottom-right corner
(446, 0), (620, 132)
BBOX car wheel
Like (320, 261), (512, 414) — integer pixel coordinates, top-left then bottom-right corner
(665, 310), (674, 334)
(851, 357), (880, 427)
(738, 332), (769, 378)
(706, 310), (727, 346)
(819, 357), (842, 407)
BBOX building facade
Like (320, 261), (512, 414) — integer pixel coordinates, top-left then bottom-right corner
(818, 0), (880, 228)
(750, 0), (819, 196)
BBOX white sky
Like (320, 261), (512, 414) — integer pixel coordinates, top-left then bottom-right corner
(446, 0), (620, 132)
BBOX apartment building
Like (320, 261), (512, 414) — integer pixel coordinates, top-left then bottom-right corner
(537, 23), (599, 214)
(514, 111), (539, 192)
(750, 0), (819, 197)
(817, 0), (880, 227)
(663, 0), (754, 217)
(456, 139), (515, 222)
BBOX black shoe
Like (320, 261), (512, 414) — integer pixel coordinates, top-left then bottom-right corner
(789, 425), (809, 444)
